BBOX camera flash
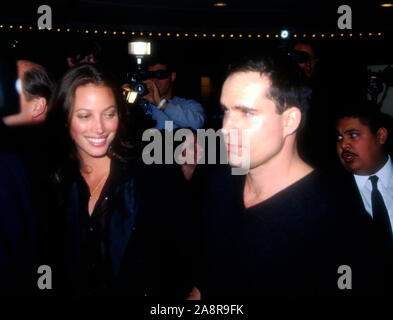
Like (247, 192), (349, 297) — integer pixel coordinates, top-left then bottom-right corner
(128, 41), (151, 56)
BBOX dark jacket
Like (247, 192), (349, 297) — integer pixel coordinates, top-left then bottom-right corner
(58, 158), (195, 300)
(0, 152), (37, 298)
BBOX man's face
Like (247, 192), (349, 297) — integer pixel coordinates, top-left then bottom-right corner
(293, 43), (316, 79)
(221, 71), (286, 170)
(336, 117), (387, 175)
(147, 64), (175, 97)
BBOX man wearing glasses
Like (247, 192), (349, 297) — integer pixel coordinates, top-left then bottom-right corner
(143, 57), (206, 130)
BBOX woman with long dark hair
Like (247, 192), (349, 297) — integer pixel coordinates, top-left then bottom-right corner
(47, 63), (193, 300)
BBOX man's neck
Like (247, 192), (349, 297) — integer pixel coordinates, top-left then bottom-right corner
(243, 147), (313, 208)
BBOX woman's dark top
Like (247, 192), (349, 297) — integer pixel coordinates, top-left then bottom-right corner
(57, 158), (195, 300)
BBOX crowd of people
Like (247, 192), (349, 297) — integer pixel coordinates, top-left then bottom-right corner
(1, 38), (392, 302)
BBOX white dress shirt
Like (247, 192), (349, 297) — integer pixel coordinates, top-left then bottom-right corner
(354, 155), (393, 231)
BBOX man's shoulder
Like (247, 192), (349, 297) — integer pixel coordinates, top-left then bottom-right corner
(171, 96), (202, 107)
(0, 152), (27, 180)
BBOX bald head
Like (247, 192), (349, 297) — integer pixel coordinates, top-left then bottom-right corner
(3, 60), (54, 127)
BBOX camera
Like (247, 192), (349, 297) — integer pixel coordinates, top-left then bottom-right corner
(367, 65), (393, 104)
(123, 41), (152, 110)
(126, 69), (170, 99)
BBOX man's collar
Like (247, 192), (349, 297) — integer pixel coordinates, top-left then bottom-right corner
(354, 155), (392, 189)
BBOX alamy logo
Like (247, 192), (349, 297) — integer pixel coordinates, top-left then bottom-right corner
(37, 5), (52, 29)
(337, 265), (352, 290)
(37, 265), (52, 290)
(141, 121), (250, 175)
(337, 5), (352, 30)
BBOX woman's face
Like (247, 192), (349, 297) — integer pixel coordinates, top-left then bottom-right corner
(69, 84), (119, 159)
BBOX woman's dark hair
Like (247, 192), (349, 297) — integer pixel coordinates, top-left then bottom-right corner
(47, 63), (132, 185)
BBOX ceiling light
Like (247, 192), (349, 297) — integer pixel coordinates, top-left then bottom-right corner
(214, 2), (227, 7)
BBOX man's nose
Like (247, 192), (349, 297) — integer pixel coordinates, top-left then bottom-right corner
(340, 138), (351, 150)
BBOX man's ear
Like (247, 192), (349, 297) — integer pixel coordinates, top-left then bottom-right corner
(170, 71), (177, 82)
(377, 127), (388, 145)
(31, 97), (47, 122)
(282, 106), (302, 137)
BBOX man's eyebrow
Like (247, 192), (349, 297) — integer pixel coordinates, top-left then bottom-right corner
(233, 105), (257, 112)
(343, 128), (359, 134)
(220, 104), (257, 113)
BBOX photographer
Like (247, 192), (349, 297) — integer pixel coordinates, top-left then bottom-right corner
(143, 57), (206, 130)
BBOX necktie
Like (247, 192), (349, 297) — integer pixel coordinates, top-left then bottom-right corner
(369, 175), (393, 246)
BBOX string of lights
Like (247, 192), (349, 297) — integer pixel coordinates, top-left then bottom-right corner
(0, 24), (385, 39)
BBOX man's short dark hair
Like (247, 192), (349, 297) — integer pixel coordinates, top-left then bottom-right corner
(66, 38), (102, 65)
(335, 101), (386, 134)
(226, 55), (312, 128)
(23, 66), (55, 102)
(146, 55), (175, 73)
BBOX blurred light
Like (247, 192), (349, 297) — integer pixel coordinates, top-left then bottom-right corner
(280, 30), (289, 39)
(380, 3), (393, 7)
(213, 2), (227, 7)
(128, 41), (151, 56)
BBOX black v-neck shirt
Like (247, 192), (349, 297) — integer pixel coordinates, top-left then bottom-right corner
(76, 159), (126, 297)
(198, 165), (381, 299)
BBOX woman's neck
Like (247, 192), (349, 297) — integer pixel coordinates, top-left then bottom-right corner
(79, 153), (111, 176)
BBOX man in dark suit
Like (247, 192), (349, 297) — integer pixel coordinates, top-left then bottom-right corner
(0, 152), (36, 298)
(335, 102), (393, 295)
(0, 58), (54, 299)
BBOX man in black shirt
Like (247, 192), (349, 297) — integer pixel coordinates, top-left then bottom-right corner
(197, 56), (384, 299)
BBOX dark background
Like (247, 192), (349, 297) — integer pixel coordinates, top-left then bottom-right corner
(1, 1), (392, 125)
